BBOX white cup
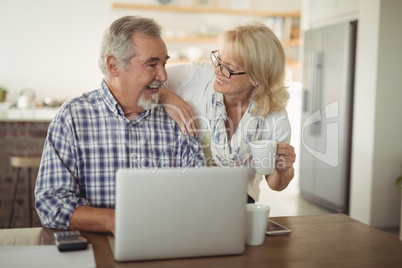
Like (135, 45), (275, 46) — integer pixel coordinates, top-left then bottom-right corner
(246, 203), (270, 246)
(249, 140), (278, 175)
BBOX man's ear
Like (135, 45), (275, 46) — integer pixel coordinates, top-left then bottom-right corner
(106, 55), (119, 76)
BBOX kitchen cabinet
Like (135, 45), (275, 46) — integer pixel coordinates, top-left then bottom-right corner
(0, 121), (49, 228)
(0, 108), (58, 228)
(112, 2), (300, 71)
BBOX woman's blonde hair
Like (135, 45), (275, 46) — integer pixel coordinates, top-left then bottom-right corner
(220, 22), (289, 116)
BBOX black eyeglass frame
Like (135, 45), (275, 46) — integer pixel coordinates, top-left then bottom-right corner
(210, 50), (246, 79)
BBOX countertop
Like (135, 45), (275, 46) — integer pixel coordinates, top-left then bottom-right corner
(0, 107), (60, 122)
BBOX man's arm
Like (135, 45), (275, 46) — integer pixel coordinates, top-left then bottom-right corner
(35, 111), (90, 230)
(69, 206), (115, 234)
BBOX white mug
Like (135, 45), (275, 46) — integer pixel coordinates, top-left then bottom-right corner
(246, 204), (270, 246)
(249, 140), (278, 175)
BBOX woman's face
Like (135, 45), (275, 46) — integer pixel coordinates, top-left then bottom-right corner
(212, 47), (255, 100)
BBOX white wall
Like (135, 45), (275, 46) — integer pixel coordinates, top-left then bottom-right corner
(0, 0), (300, 104)
(372, 0), (402, 227)
(349, 0), (402, 227)
(348, 0), (379, 226)
(0, 0), (112, 103)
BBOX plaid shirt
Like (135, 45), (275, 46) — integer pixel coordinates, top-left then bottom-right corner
(35, 81), (205, 230)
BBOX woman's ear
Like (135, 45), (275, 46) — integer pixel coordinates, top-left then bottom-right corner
(248, 77), (259, 87)
(106, 55), (119, 76)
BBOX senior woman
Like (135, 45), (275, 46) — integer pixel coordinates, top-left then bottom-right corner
(160, 22), (296, 203)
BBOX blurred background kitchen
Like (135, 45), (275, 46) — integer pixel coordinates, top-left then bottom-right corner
(0, 0), (401, 240)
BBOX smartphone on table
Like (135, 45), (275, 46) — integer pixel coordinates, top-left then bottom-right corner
(266, 220), (291, 236)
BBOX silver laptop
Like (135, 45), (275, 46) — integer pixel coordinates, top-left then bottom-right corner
(109, 167), (250, 262)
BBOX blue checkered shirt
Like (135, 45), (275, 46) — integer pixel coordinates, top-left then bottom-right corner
(35, 81), (205, 230)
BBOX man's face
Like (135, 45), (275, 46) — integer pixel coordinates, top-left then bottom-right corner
(118, 33), (169, 112)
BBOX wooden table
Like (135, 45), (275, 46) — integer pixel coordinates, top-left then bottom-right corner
(1, 214), (402, 268)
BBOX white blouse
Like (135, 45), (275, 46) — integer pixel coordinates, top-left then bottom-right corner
(165, 62), (291, 201)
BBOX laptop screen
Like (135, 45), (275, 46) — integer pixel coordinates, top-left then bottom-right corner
(112, 167), (250, 262)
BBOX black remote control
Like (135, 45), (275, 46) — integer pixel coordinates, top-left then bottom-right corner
(54, 231), (88, 252)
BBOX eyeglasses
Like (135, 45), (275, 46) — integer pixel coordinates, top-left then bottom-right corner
(210, 50), (246, 79)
